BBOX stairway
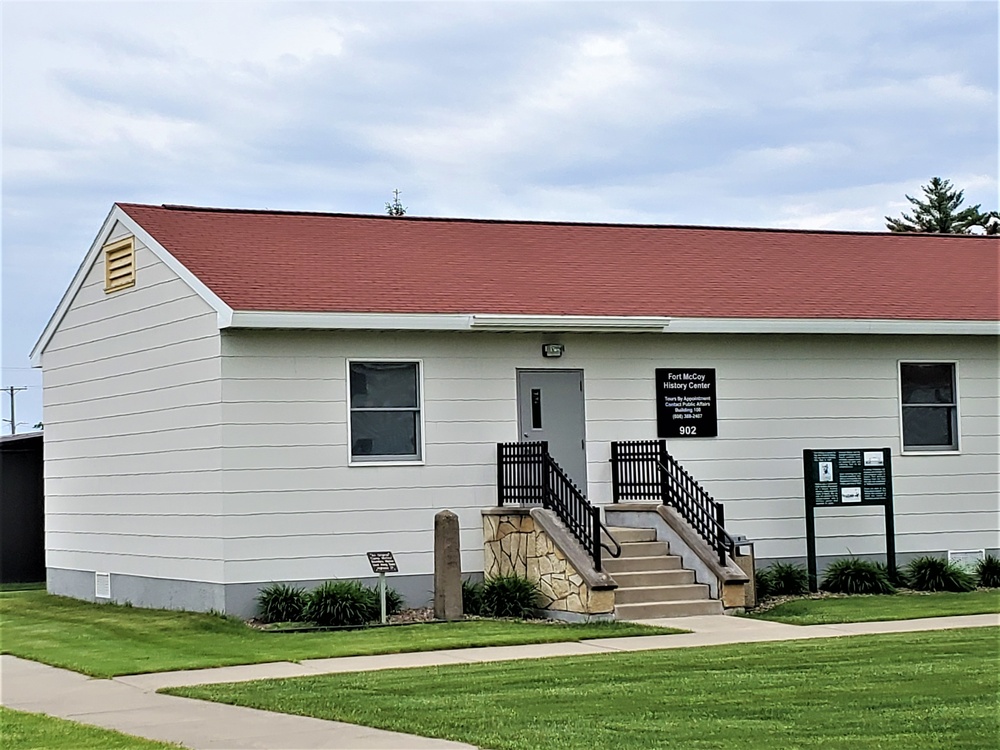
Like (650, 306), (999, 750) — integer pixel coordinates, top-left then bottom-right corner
(604, 526), (724, 619)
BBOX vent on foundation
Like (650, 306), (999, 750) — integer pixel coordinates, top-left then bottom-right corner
(948, 549), (984, 573)
(95, 572), (111, 599)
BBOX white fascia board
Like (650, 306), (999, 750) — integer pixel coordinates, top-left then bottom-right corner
(666, 318), (1000, 336)
(227, 311), (473, 330)
(126, 216), (233, 328)
(224, 312), (998, 336)
(469, 314), (672, 332)
(226, 311), (671, 332)
(30, 205), (234, 367)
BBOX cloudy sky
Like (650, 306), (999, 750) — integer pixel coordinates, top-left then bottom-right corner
(1, 1), (997, 431)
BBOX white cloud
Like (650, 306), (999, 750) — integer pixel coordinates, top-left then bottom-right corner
(2, 1), (997, 428)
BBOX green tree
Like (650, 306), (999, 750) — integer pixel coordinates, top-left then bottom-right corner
(885, 177), (993, 234)
(385, 189), (407, 217)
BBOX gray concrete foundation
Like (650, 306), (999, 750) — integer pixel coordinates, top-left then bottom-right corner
(47, 568), (436, 619)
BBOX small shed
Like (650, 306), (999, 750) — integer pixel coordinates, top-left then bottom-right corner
(1, 432), (45, 583)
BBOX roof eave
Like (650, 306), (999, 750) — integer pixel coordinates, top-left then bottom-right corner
(223, 312), (999, 336)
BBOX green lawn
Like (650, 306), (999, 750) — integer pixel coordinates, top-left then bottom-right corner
(750, 589), (1000, 625)
(1, 707), (180, 750)
(0, 589), (681, 679)
(170, 628), (1000, 750)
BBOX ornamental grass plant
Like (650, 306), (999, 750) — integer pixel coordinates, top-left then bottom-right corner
(904, 556), (977, 593)
(761, 562), (809, 596)
(820, 558), (896, 595)
(303, 580), (377, 626)
(975, 555), (1000, 588)
(478, 574), (541, 619)
(255, 583), (307, 623)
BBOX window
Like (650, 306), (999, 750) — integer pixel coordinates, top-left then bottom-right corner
(104, 236), (136, 292)
(349, 361), (422, 462)
(899, 362), (958, 452)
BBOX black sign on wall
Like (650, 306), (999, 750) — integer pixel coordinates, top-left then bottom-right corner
(656, 368), (717, 438)
(802, 448), (895, 592)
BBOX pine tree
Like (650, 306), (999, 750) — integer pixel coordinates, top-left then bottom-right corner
(885, 177), (992, 234)
(385, 189), (407, 217)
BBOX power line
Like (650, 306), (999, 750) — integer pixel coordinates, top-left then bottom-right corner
(3, 386), (28, 435)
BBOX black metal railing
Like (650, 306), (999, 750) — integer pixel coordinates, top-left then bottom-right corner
(497, 441), (620, 571)
(611, 440), (734, 565)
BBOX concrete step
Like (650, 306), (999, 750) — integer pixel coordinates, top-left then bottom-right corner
(603, 526), (656, 544)
(614, 583), (711, 604)
(615, 599), (725, 619)
(616, 540), (670, 558)
(604, 554), (683, 573)
(609, 569), (695, 588)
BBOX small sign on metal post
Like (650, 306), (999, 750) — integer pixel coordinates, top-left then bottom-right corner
(366, 551), (398, 624)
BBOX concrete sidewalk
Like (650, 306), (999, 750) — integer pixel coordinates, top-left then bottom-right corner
(2, 613), (997, 750)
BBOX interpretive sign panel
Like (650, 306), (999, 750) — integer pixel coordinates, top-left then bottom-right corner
(656, 368), (717, 438)
(803, 448), (892, 506)
(802, 447), (895, 592)
(366, 551), (398, 573)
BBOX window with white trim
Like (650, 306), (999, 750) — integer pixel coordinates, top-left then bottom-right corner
(899, 362), (958, 452)
(349, 361), (422, 462)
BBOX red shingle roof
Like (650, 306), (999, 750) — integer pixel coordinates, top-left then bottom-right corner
(118, 203), (999, 321)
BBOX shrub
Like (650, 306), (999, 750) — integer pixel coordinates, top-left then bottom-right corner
(255, 582), (307, 623)
(754, 567), (774, 600)
(479, 574), (540, 619)
(904, 556), (976, 593)
(765, 562), (809, 596)
(462, 578), (483, 616)
(820, 558), (896, 595)
(874, 561), (907, 589)
(976, 555), (1000, 588)
(304, 580), (377, 626)
(364, 583), (404, 617)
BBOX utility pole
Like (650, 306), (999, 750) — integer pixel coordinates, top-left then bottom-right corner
(3, 386), (27, 435)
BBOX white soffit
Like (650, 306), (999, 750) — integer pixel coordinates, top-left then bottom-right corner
(223, 312), (998, 335)
(666, 318), (1000, 335)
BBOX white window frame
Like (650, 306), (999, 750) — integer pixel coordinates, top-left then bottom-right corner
(898, 360), (960, 455)
(347, 358), (425, 466)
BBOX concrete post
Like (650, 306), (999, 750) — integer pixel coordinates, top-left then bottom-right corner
(434, 509), (463, 621)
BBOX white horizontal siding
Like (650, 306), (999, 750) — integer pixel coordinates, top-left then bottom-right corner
(41, 226), (224, 583)
(218, 329), (997, 582)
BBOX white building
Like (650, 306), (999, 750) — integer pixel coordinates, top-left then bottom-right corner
(31, 203), (999, 616)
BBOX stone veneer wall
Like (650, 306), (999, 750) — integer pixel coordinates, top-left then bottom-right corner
(483, 511), (614, 620)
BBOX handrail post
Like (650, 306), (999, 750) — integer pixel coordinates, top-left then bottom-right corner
(541, 441), (551, 510)
(497, 443), (505, 507)
(715, 502), (726, 565)
(592, 506), (602, 571)
(610, 442), (617, 503)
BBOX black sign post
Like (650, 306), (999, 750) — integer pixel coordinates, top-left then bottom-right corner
(366, 551), (398, 623)
(803, 448), (895, 592)
(656, 368), (717, 438)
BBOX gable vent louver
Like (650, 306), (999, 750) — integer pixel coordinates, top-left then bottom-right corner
(104, 236), (136, 292)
